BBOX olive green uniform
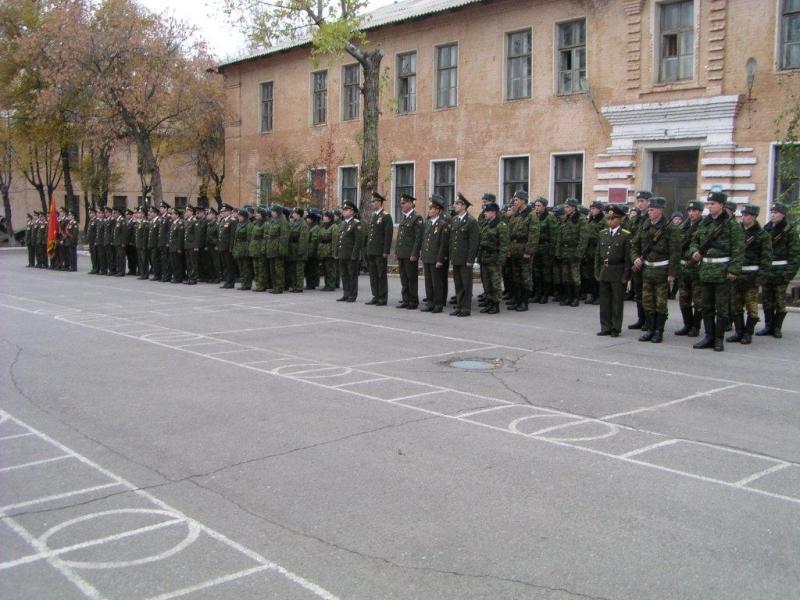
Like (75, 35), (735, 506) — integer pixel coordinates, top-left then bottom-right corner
(729, 222), (771, 342)
(676, 216), (703, 336)
(248, 219), (267, 290)
(532, 210), (555, 302)
(316, 223), (336, 290)
(134, 218), (149, 279)
(184, 215), (202, 284)
(449, 212), (479, 315)
(169, 217), (185, 283)
(233, 220), (252, 289)
(595, 226), (632, 335)
(337, 217), (364, 301)
(364, 209), (393, 304)
(556, 211), (588, 306)
(478, 216), (509, 310)
(395, 209), (425, 307)
(759, 219), (800, 337)
(421, 216), (450, 312)
(148, 215), (161, 279)
(287, 218), (309, 292)
(507, 206), (539, 309)
(265, 214), (289, 293)
(158, 213), (172, 282)
(583, 213), (606, 303)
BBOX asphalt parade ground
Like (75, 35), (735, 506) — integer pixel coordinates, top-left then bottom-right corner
(0, 249), (798, 600)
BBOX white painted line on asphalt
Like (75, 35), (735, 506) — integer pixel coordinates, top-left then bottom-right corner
(734, 463), (792, 488)
(619, 440), (680, 459)
(205, 348), (262, 356)
(388, 389), (449, 402)
(201, 321), (334, 335)
(0, 455), (72, 473)
(354, 346), (502, 368)
(602, 384), (741, 420)
(0, 432), (35, 441)
(143, 565), (272, 600)
(240, 358), (294, 366)
(456, 405), (517, 419)
(0, 482), (123, 513)
(330, 377), (392, 388)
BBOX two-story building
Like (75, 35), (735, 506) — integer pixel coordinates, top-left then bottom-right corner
(217, 0), (800, 221)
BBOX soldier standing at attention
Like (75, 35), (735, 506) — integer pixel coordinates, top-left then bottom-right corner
(583, 201), (607, 305)
(25, 213), (36, 268)
(183, 205), (202, 285)
(757, 203), (800, 339)
(727, 204), (772, 345)
(364, 191), (393, 305)
(169, 208), (186, 284)
(265, 204), (289, 293)
(420, 195), (450, 313)
(558, 198), (588, 307)
(631, 196), (681, 343)
(85, 208), (98, 273)
(205, 207), (222, 284)
(506, 190), (539, 312)
(532, 197), (554, 304)
(395, 193), (424, 309)
(233, 209), (252, 290)
(158, 202), (172, 282)
(218, 204), (236, 288)
(248, 207), (267, 291)
(304, 210), (321, 290)
(101, 206), (115, 275)
(287, 207), (309, 293)
(146, 206), (160, 280)
(478, 202), (509, 314)
(449, 193), (479, 317)
(627, 191), (652, 328)
(690, 192), (744, 351)
(317, 210), (337, 291)
(134, 207), (149, 280)
(595, 204), (632, 337)
(336, 200), (363, 302)
(111, 208), (128, 277)
(674, 201), (704, 337)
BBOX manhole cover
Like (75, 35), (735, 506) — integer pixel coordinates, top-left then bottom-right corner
(448, 358), (503, 371)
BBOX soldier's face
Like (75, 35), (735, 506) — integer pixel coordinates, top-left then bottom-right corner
(742, 214), (756, 227)
(564, 205), (576, 216)
(534, 202), (545, 215)
(485, 210), (497, 221)
(342, 207), (354, 219)
(770, 210), (785, 224)
(647, 207), (663, 221)
(637, 199), (648, 211)
(688, 208), (701, 221)
(399, 200), (412, 212)
(370, 199), (381, 211)
(707, 201), (723, 217)
(427, 206), (439, 218)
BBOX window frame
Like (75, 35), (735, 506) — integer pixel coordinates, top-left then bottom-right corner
(396, 51), (417, 115)
(338, 165), (359, 207)
(555, 18), (587, 95)
(112, 195), (128, 210)
(435, 43), (459, 109)
(430, 159), (457, 208)
(655, 0), (697, 84)
(505, 29), (533, 101)
(260, 81), (274, 133)
(769, 142), (800, 206)
(174, 196), (188, 210)
(308, 168), (327, 208)
(392, 162), (415, 220)
(498, 155), (531, 205)
(550, 152), (586, 205)
(257, 172), (272, 206)
(779, 0), (800, 70)
(341, 64), (361, 121)
(311, 70), (328, 126)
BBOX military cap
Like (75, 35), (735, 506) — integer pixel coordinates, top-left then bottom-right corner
(513, 190), (529, 202)
(553, 204), (566, 215)
(455, 192), (471, 207)
(174, 208), (184, 216)
(590, 200), (605, 210)
(222, 203), (235, 211)
(606, 203), (628, 217)
(481, 192), (496, 203)
(771, 202), (788, 215)
(237, 208), (249, 217)
(687, 200), (704, 211)
(484, 202), (500, 213)
(245, 205), (255, 214)
(724, 200), (738, 212)
(371, 191), (386, 202)
(342, 200), (358, 211)
(671, 211), (684, 221)
(333, 208), (342, 217)
(255, 206), (267, 217)
(291, 207), (304, 217)
(282, 206), (291, 218)
(185, 204), (196, 213)
(564, 198), (580, 208)
(636, 190), (653, 200)
(87, 207), (96, 214)
(322, 210), (334, 219)
(579, 205), (589, 216)
(534, 196), (548, 206)
(429, 194), (446, 210)
(706, 191), (727, 204)
(159, 201), (171, 209)
(305, 210), (321, 221)
(207, 206), (218, 215)
(648, 196), (667, 209)
(742, 204), (760, 216)
(268, 203), (281, 213)
(103, 205), (113, 212)
(400, 192), (416, 203)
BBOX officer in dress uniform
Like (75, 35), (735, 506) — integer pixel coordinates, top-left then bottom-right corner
(218, 203), (236, 288)
(420, 195), (450, 313)
(158, 201), (172, 282)
(204, 207), (222, 284)
(449, 193), (479, 317)
(395, 193), (424, 309)
(364, 191), (393, 306)
(336, 200), (363, 302)
(183, 205), (200, 285)
(595, 203), (632, 337)
(147, 206), (161, 280)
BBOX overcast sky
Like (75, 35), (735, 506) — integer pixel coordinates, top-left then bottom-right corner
(138, 0), (398, 60)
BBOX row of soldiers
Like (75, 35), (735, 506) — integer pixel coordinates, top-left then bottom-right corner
(23, 209), (80, 271)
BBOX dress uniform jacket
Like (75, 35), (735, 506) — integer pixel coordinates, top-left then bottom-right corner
(595, 227), (632, 282)
(169, 218), (185, 252)
(421, 217), (449, 264)
(337, 218), (363, 260)
(364, 210), (393, 256)
(395, 211), (424, 259)
(448, 213), (479, 266)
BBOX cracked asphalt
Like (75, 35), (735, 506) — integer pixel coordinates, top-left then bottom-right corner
(1, 249), (799, 600)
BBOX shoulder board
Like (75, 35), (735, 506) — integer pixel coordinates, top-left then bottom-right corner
(354, 218), (360, 223)
(620, 228), (630, 234)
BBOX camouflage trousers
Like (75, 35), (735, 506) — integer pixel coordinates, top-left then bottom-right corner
(560, 259), (581, 287)
(320, 257), (336, 289)
(731, 281), (760, 318)
(761, 282), (788, 313)
(700, 281), (731, 321)
(480, 262), (503, 303)
(552, 258), (562, 290)
(305, 257), (320, 289)
(509, 256), (532, 301)
(678, 273), (702, 312)
(532, 250), (552, 295)
(252, 256), (267, 290)
(237, 257), (253, 288)
(267, 257), (285, 292)
(642, 281), (669, 315)
(288, 260), (305, 290)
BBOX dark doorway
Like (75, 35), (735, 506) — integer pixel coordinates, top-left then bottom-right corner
(652, 150), (699, 217)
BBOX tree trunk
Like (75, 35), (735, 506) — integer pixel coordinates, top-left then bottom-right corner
(135, 134), (162, 205)
(97, 148), (110, 208)
(359, 49), (382, 215)
(1, 186), (14, 240)
(61, 145), (76, 210)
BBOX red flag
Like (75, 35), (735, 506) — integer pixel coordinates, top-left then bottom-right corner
(46, 197), (58, 258)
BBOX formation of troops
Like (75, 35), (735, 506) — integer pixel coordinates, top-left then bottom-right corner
(22, 189), (799, 352)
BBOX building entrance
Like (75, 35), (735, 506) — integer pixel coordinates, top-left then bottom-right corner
(652, 150), (699, 217)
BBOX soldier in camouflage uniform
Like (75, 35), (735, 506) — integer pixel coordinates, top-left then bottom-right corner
(595, 203), (632, 337)
(420, 195), (450, 313)
(395, 193), (424, 309)
(674, 201), (704, 337)
(506, 190), (539, 312)
(364, 191), (394, 305)
(248, 207), (267, 291)
(158, 202), (172, 282)
(550, 204), (565, 301)
(233, 209), (252, 290)
(757, 203), (800, 339)
(265, 204), (289, 293)
(478, 202), (509, 314)
(304, 210), (321, 289)
(689, 192), (744, 352)
(627, 191), (652, 328)
(532, 197), (554, 304)
(727, 204), (772, 345)
(557, 198), (588, 307)
(631, 196), (681, 343)
(287, 207), (309, 293)
(317, 211), (337, 291)
(583, 201), (606, 305)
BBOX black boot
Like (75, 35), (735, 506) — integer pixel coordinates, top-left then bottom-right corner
(726, 313), (744, 343)
(741, 315), (758, 345)
(674, 306), (694, 336)
(569, 285), (580, 307)
(693, 316), (716, 349)
(714, 318), (726, 352)
(650, 314), (665, 343)
(638, 315), (655, 342)
(487, 302), (500, 314)
(756, 310), (774, 336)
(628, 303), (645, 329)
(688, 309), (702, 337)
(773, 312), (787, 339)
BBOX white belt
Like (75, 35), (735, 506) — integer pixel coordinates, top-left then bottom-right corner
(772, 260), (788, 266)
(703, 257), (730, 264)
(741, 265), (759, 272)
(680, 260), (688, 265)
(645, 260), (669, 267)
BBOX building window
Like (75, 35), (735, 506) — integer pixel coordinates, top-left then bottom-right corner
(312, 70), (327, 125)
(432, 161), (456, 207)
(136, 196), (151, 208)
(557, 19), (586, 94)
(506, 29), (532, 100)
(781, 0), (800, 69)
(342, 64), (360, 121)
(260, 81), (273, 132)
(436, 44), (458, 108)
(174, 196), (188, 209)
(394, 163), (414, 220)
(340, 167), (358, 206)
(554, 154), (583, 204)
(502, 157), (529, 203)
(257, 173), (272, 206)
(658, 0), (694, 82)
(309, 169), (326, 207)
(773, 145), (800, 206)
(197, 197), (209, 209)
(397, 52), (416, 114)
(112, 195), (127, 210)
